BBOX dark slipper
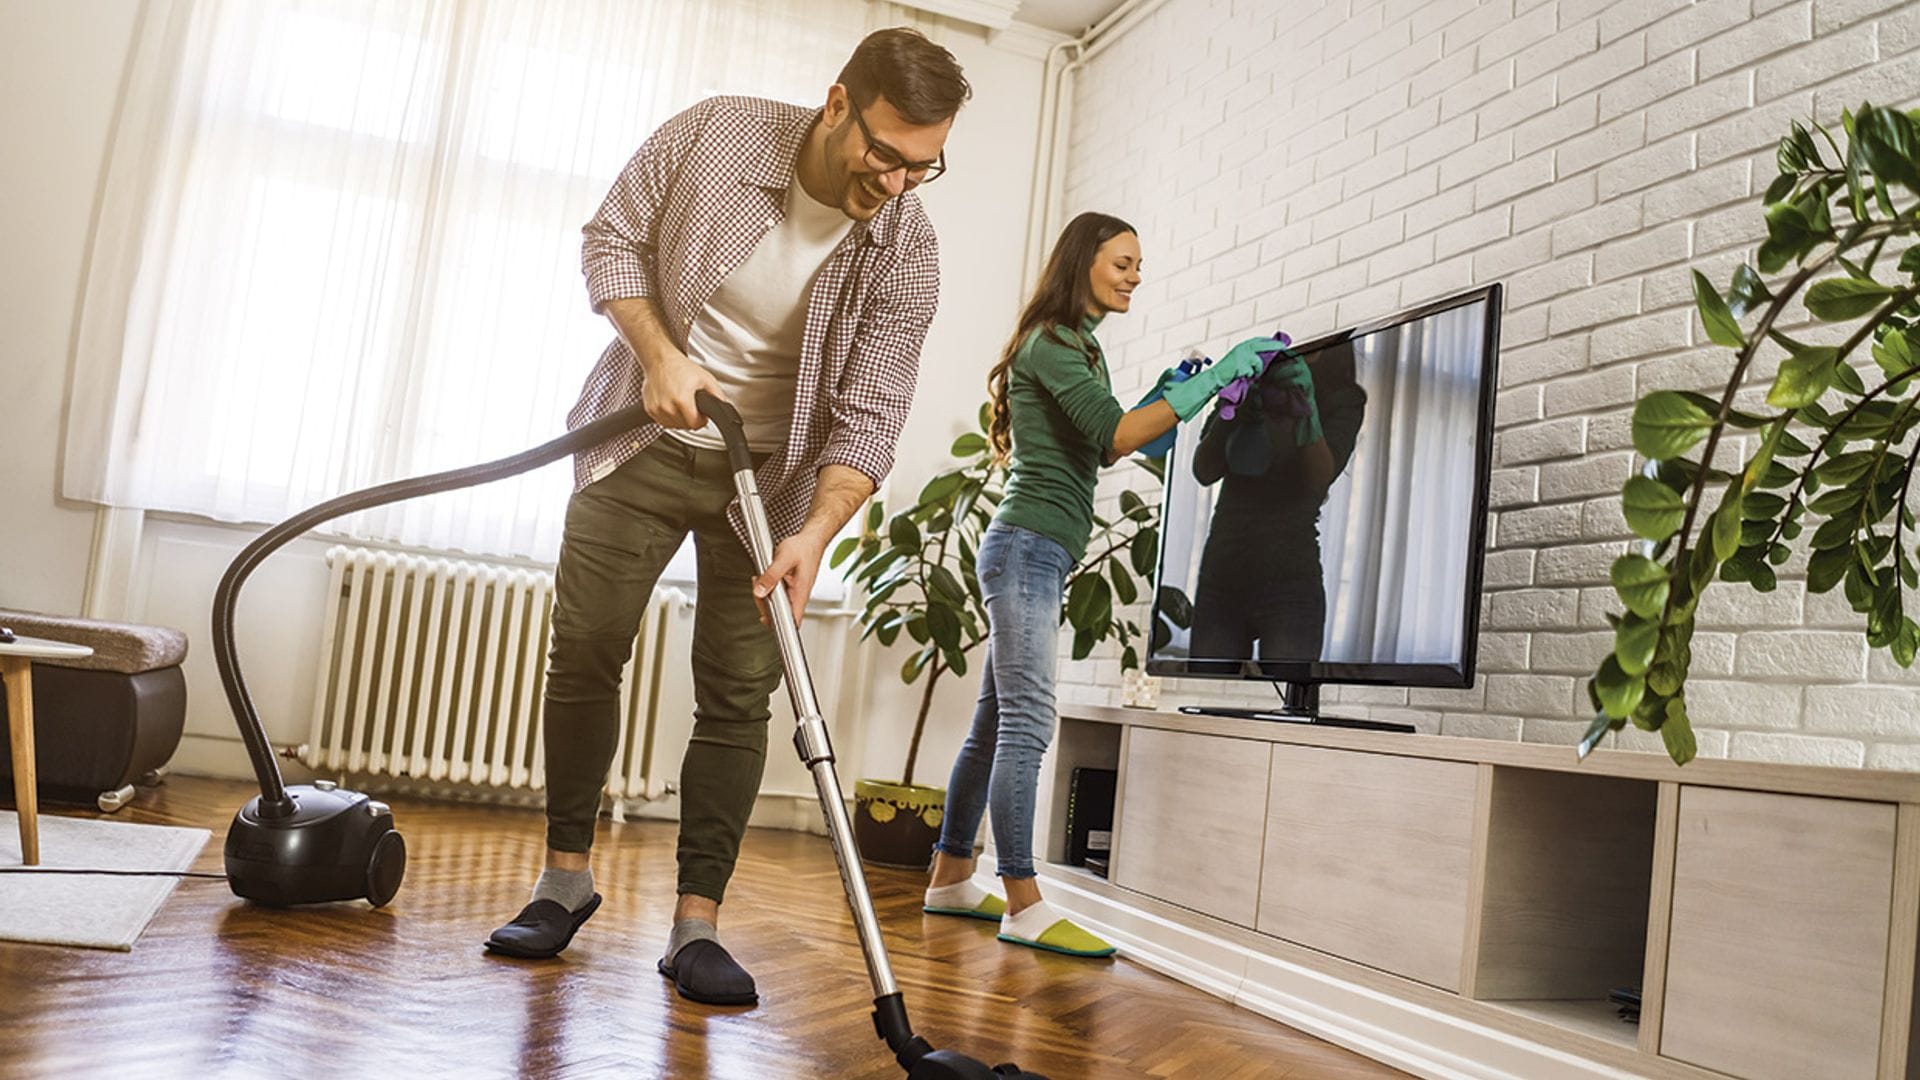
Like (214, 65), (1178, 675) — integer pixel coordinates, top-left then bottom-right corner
(657, 937), (759, 1006)
(484, 893), (602, 958)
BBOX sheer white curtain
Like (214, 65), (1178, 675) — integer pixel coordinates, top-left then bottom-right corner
(1319, 301), (1486, 664)
(66, 0), (908, 561)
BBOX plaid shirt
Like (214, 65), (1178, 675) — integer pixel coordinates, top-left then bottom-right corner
(571, 95), (940, 544)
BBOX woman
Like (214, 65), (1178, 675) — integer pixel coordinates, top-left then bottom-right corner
(922, 211), (1274, 956)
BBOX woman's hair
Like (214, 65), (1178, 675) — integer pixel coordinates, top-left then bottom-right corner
(837, 28), (971, 125)
(987, 211), (1137, 460)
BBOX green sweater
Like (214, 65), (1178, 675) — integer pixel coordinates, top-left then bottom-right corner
(996, 314), (1126, 563)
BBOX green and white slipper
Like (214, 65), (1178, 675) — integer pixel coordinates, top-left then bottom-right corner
(996, 900), (1116, 958)
(922, 881), (1007, 922)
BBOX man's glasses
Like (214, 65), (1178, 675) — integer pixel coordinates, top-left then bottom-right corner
(848, 100), (947, 187)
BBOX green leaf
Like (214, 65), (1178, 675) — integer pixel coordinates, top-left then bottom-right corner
(1874, 329), (1916, 384)
(1071, 627), (1097, 661)
(978, 400), (993, 432)
(1675, 390), (1767, 429)
(1896, 617), (1920, 668)
(1806, 277), (1898, 321)
(1773, 429), (1813, 457)
(1767, 345), (1839, 409)
(1758, 199), (1816, 273)
(1119, 489), (1146, 516)
(1832, 361), (1868, 397)
(1576, 710), (1621, 760)
(918, 470), (968, 507)
(951, 432), (988, 458)
(1858, 104), (1920, 192)
(926, 602), (962, 652)
(1131, 529), (1159, 577)
(1711, 500), (1742, 562)
(830, 535), (860, 569)
(1816, 450), (1878, 486)
(1633, 391), (1716, 460)
(901, 645), (936, 684)
(1122, 645), (1139, 671)
(888, 515), (921, 554)
(927, 565), (967, 607)
(1728, 263), (1774, 318)
(1157, 585), (1193, 629)
(1808, 544), (1853, 592)
(1631, 689), (1671, 732)
(1742, 492), (1787, 520)
(1594, 654), (1646, 719)
(1661, 698), (1697, 765)
(1623, 475), (1687, 541)
(1693, 270), (1747, 348)
(1109, 561), (1138, 606)
(1763, 171), (1797, 205)
(1615, 614), (1659, 676)
(1066, 573), (1112, 631)
(1611, 554), (1671, 620)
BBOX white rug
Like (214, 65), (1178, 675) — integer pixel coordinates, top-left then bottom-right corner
(0, 810), (210, 950)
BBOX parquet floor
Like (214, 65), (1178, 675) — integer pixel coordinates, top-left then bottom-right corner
(0, 776), (1407, 1080)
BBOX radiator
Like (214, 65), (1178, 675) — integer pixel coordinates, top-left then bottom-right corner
(305, 545), (691, 799)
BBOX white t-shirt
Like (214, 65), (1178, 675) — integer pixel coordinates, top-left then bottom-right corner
(670, 179), (852, 452)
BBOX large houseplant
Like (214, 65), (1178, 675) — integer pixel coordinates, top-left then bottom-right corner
(1587, 102), (1920, 764)
(831, 402), (1166, 866)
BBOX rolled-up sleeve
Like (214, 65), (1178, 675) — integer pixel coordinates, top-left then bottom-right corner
(581, 100), (709, 313)
(816, 232), (941, 489)
(1023, 331), (1125, 452)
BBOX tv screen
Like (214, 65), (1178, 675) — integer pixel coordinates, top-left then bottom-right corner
(1146, 284), (1501, 690)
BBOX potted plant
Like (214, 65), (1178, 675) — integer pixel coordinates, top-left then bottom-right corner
(831, 403), (1167, 866)
(1587, 102), (1920, 764)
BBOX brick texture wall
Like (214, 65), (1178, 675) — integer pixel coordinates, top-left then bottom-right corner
(1056, 0), (1920, 767)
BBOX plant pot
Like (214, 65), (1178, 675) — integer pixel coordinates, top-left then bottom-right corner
(853, 779), (944, 869)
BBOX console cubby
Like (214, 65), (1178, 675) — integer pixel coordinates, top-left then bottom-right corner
(1042, 715), (1122, 868)
(1467, 767), (1659, 1049)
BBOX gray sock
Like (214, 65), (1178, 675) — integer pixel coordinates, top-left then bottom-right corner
(531, 866), (595, 913)
(664, 918), (719, 965)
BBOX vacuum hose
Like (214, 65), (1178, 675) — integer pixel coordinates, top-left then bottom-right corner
(210, 398), (661, 816)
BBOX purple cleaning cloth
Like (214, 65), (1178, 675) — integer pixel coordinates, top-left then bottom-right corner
(1217, 332), (1295, 421)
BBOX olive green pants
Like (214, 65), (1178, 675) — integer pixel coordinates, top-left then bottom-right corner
(542, 437), (782, 904)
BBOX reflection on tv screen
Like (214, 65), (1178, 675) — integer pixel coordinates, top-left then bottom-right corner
(1149, 293), (1493, 680)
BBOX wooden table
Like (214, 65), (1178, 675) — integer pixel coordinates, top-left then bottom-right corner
(2, 633), (94, 865)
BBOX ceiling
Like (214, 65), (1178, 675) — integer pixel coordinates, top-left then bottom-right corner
(1013, 0), (1131, 35)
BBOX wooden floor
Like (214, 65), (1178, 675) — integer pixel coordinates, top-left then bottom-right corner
(0, 776), (1406, 1080)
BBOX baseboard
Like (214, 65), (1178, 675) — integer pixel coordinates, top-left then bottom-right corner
(983, 860), (1648, 1080)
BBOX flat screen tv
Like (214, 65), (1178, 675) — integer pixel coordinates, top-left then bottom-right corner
(1145, 284), (1502, 731)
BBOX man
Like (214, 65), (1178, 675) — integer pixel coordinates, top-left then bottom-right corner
(484, 28), (969, 1008)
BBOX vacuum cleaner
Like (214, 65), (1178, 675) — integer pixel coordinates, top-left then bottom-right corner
(212, 391), (1047, 1079)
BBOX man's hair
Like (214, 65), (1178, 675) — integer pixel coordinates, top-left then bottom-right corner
(837, 27), (971, 125)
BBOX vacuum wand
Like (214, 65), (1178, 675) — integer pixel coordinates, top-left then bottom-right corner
(695, 392), (1045, 1079)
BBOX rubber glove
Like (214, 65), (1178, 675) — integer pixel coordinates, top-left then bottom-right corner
(1162, 334), (1275, 421)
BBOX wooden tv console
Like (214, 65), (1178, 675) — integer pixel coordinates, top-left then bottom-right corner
(1008, 704), (1920, 1080)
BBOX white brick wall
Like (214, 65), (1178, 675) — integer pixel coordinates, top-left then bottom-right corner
(1055, 0), (1920, 768)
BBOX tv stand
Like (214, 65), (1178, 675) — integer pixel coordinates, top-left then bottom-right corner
(1027, 704), (1920, 1080)
(1178, 683), (1416, 734)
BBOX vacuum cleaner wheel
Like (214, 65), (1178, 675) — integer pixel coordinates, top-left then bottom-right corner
(366, 828), (407, 908)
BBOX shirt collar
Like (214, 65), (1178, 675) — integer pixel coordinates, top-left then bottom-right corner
(747, 107), (902, 248)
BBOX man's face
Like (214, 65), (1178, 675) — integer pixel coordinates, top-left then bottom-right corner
(819, 86), (953, 222)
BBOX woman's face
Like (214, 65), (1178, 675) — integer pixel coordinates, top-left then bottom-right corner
(1087, 232), (1142, 316)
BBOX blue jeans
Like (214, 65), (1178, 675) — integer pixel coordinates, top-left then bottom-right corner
(936, 522), (1075, 880)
